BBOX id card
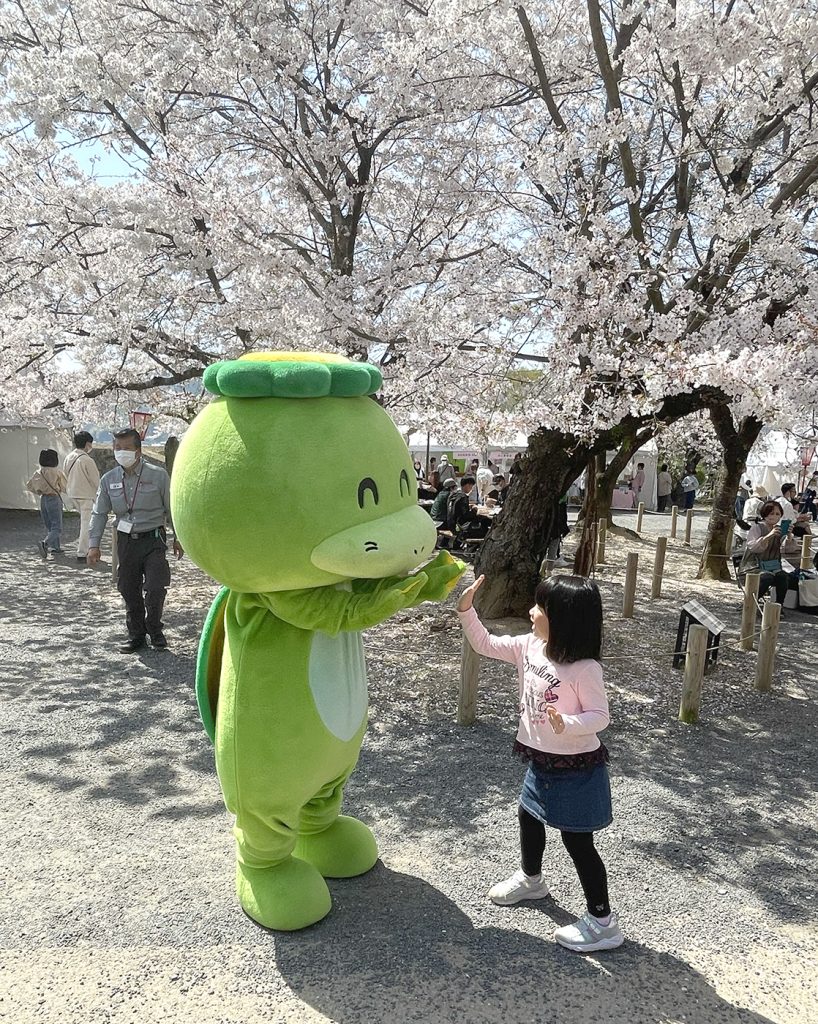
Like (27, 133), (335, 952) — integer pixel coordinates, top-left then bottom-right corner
(117, 518), (133, 534)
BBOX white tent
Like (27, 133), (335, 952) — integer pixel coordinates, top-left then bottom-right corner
(405, 431), (527, 476)
(745, 430), (810, 496)
(0, 417), (72, 510)
(621, 444), (659, 511)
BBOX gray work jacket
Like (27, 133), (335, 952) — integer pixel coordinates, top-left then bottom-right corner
(89, 460), (172, 547)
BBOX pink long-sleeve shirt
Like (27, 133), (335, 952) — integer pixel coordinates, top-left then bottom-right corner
(458, 607), (609, 755)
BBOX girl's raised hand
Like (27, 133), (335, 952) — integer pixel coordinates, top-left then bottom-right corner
(457, 574), (485, 612)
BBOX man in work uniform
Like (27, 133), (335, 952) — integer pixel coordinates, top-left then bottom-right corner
(87, 428), (183, 653)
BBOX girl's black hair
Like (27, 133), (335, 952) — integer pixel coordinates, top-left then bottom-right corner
(534, 575), (603, 663)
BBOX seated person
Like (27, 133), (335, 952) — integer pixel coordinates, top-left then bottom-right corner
(737, 484), (767, 530)
(738, 501), (794, 606)
(487, 474), (509, 505)
(776, 483), (812, 542)
(446, 475), (490, 546)
(429, 478), (456, 525)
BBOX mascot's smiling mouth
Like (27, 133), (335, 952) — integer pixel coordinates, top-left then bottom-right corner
(311, 504), (436, 579)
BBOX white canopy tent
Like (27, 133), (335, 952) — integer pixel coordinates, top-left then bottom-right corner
(0, 417), (72, 510)
(405, 431), (528, 476)
(745, 430), (812, 497)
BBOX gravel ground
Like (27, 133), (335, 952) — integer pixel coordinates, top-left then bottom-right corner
(1, 506), (816, 1024)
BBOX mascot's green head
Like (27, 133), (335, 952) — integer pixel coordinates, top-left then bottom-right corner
(170, 352), (437, 592)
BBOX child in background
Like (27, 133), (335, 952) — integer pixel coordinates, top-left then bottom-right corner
(457, 573), (622, 952)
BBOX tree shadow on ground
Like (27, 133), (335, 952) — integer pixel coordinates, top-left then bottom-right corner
(360, 575), (818, 930)
(1, 509), (220, 815)
(272, 865), (775, 1024)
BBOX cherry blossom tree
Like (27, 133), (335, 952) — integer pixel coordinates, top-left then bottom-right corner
(2, 1), (818, 615)
(0, 0), (507, 423)
(467, 0), (818, 612)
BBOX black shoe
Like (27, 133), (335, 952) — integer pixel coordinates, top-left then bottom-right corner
(119, 636), (147, 653)
(76, 555), (86, 563)
(150, 632), (168, 650)
(37, 541), (47, 558)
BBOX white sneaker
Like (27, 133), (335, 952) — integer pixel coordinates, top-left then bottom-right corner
(488, 868), (550, 905)
(554, 911), (624, 952)
(552, 556), (572, 568)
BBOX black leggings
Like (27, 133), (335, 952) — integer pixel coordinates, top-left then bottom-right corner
(518, 805), (610, 917)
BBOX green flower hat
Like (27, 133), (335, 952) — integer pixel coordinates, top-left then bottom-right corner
(203, 351), (383, 399)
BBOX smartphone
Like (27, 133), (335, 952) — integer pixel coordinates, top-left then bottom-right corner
(780, 519), (791, 537)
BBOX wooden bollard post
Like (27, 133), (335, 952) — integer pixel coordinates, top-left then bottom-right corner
(458, 635), (480, 725)
(740, 573), (760, 652)
(801, 534), (813, 570)
(622, 551), (638, 618)
(636, 501), (645, 533)
(754, 601), (781, 693)
(651, 536), (668, 599)
(684, 509), (693, 546)
(678, 624), (708, 724)
(597, 518), (607, 564)
(670, 505), (678, 538)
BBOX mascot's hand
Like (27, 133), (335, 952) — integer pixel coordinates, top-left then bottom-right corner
(414, 550), (467, 603)
(393, 573), (428, 602)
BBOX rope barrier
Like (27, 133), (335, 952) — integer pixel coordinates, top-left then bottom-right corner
(599, 621), (770, 663)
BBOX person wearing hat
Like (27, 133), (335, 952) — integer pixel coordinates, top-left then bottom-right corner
(26, 449), (68, 557)
(429, 477), (457, 525)
(741, 485), (767, 524)
(437, 455), (456, 486)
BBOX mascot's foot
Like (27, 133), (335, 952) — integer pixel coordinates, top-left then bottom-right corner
(293, 815), (379, 878)
(236, 856), (331, 931)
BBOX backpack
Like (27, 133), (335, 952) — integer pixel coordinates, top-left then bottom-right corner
(446, 489), (464, 532)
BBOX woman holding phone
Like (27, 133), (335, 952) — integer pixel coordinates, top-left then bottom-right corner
(738, 501), (792, 607)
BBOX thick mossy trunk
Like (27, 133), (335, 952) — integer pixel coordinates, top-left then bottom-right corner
(476, 388), (727, 616)
(476, 430), (586, 617)
(698, 407), (763, 581)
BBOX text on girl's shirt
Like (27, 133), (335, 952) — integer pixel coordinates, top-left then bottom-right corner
(522, 655), (561, 723)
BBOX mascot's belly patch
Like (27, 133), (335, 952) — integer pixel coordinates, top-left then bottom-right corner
(308, 631), (368, 742)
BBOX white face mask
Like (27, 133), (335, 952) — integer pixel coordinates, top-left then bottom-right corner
(115, 450), (138, 468)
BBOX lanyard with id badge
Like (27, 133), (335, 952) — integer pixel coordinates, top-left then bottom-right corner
(117, 465), (144, 534)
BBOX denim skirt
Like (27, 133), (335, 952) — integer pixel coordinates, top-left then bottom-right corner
(519, 762), (613, 832)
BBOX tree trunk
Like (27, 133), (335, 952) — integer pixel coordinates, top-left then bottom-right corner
(476, 387), (729, 616)
(476, 430), (586, 616)
(697, 406), (763, 580)
(580, 432), (653, 544)
(164, 435), (180, 477)
(573, 457), (598, 577)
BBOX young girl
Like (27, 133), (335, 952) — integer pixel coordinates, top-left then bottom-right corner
(458, 573), (622, 952)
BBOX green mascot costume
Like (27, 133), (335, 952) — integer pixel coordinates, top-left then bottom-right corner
(171, 352), (466, 931)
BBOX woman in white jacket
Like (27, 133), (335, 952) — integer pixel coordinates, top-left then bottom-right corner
(63, 431), (101, 562)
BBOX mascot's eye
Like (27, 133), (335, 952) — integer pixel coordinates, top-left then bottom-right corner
(399, 469), (411, 497)
(357, 477), (379, 508)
